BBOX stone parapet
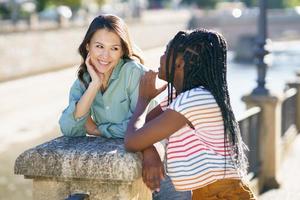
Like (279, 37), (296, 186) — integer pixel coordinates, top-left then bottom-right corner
(242, 94), (281, 192)
(14, 136), (151, 200)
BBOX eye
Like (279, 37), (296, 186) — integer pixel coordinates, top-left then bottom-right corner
(96, 44), (104, 48)
(111, 47), (120, 51)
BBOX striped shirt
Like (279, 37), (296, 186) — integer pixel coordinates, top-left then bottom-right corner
(161, 87), (240, 191)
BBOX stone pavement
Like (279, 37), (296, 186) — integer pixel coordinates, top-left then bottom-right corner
(259, 135), (300, 200)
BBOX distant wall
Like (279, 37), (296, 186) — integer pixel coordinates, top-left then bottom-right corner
(189, 9), (300, 50)
(0, 10), (191, 82)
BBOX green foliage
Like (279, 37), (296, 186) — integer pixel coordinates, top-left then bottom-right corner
(241, 0), (299, 8)
(37, 0), (81, 11)
(240, 0), (257, 7)
(268, 0), (300, 8)
(181, 0), (221, 8)
(268, 0), (285, 8)
(37, 0), (48, 11)
(148, 0), (170, 8)
(0, 4), (10, 19)
(284, 0), (300, 7)
(95, 0), (106, 6)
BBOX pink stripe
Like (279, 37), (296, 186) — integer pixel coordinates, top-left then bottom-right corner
(167, 143), (203, 155)
(167, 147), (208, 159)
(168, 138), (199, 150)
(168, 134), (194, 144)
(196, 133), (226, 142)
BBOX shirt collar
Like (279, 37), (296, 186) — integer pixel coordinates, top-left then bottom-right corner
(109, 58), (124, 81)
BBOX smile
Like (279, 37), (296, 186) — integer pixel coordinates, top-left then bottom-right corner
(99, 60), (109, 65)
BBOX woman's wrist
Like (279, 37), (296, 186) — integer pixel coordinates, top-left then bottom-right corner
(89, 81), (101, 90)
(92, 127), (101, 136)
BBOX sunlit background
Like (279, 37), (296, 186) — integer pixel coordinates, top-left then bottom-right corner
(0, 0), (300, 199)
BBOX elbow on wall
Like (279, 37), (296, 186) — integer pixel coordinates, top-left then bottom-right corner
(124, 137), (139, 152)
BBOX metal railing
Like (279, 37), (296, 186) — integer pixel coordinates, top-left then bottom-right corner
(281, 88), (297, 137)
(238, 106), (262, 177)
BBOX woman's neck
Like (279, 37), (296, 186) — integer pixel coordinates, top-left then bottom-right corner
(100, 68), (114, 92)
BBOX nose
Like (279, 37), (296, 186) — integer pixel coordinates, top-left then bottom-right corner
(160, 54), (165, 64)
(100, 49), (110, 59)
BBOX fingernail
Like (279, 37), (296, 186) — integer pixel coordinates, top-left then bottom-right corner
(155, 188), (160, 192)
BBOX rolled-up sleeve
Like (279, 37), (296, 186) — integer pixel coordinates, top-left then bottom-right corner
(98, 119), (129, 138)
(59, 79), (89, 137)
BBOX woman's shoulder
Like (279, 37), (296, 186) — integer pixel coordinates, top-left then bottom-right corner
(179, 86), (212, 98)
(173, 86), (215, 105)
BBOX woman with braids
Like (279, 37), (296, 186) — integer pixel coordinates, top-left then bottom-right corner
(59, 14), (190, 200)
(125, 28), (256, 199)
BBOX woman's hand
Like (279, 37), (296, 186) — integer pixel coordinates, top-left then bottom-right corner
(139, 71), (167, 102)
(85, 116), (101, 136)
(142, 146), (165, 192)
(86, 54), (104, 88)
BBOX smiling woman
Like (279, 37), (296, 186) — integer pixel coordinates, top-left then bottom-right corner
(59, 14), (150, 138)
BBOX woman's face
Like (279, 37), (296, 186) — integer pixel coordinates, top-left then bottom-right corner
(87, 29), (123, 74)
(158, 46), (169, 81)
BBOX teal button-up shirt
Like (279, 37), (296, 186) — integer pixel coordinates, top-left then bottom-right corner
(59, 59), (157, 138)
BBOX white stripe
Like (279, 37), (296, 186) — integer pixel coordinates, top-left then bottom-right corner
(188, 111), (222, 121)
(193, 116), (223, 124)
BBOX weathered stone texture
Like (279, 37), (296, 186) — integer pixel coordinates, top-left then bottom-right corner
(15, 136), (142, 181)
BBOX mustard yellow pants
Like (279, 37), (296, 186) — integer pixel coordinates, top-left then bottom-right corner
(192, 179), (256, 200)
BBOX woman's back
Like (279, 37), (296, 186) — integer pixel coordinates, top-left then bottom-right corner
(163, 87), (240, 191)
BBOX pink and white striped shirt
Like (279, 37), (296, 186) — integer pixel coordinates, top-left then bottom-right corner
(161, 87), (240, 191)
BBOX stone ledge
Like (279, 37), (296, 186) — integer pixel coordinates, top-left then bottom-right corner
(14, 136), (142, 182)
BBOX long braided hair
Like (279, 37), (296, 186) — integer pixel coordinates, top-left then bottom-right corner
(166, 28), (248, 177)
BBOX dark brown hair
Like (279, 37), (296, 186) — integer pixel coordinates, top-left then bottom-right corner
(77, 14), (143, 88)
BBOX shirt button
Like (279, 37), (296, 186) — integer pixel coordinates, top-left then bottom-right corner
(106, 106), (109, 110)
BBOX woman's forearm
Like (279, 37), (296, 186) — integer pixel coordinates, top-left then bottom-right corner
(125, 98), (149, 148)
(74, 82), (100, 119)
(128, 99), (149, 129)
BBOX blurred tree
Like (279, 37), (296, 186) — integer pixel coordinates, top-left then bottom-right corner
(95, 0), (106, 6)
(266, 0), (300, 8)
(37, 0), (82, 11)
(181, 0), (221, 8)
(268, 0), (285, 8)
(0, 3), (10, 19)
(283, 0), (300, 7)
(240, 0), (257, 7)
(240, 0), (299, 8)
(148, 0), (170, 8)
(37, 0), (48, 11)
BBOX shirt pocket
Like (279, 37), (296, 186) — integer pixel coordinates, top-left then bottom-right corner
(109, 97), (130, 122)
(119, 98), (130, 112)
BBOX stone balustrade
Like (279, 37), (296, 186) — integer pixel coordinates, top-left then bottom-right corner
(14, 136), (151, 200)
